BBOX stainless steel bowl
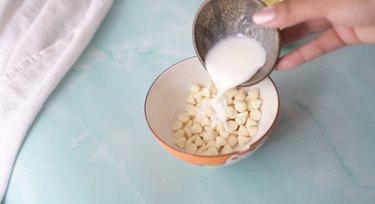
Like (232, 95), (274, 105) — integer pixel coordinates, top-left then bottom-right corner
(193, 0), (280, 86)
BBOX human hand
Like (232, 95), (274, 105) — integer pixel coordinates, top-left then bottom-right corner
(253, 0), (375, 70)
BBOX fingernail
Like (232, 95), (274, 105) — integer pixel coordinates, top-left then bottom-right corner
(253, 7), (276, 24)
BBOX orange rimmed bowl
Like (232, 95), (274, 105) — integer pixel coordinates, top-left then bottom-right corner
(144, 57), (279, 167)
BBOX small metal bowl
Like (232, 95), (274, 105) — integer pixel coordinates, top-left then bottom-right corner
(193, 0), (280, 86)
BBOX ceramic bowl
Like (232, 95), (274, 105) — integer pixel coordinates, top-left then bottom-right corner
(144, 57), (279, 167)
(193, 0), (280, 86)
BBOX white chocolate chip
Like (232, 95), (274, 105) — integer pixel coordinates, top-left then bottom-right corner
(248, 88), (259, 99)
(207, 147), (218, 155)
(238, 125), (249, 137)
(245, 118), (257, 127)
(234, 100), (247, 112)
(186, 94), (197, 105)
(236, 111), (248, 120)
(190, 84), (201, 93)
(186, 137), (194, 144)
(194, 115), (203, 124)
(250, 99), (262, 110)
(184, 142), (197, 154)
(200, 88), (211, 98)
(206, 141), (216, 148)
(227, 135), (238, 147)
(186, 136), (196, 145)
(250, 109), (262, 121)
(191, 123), (203, 134)
(175, 137), (186, 149)
(203, 131), (216, 142)
(226, 120), (239, 132)
(215, 137), (226, 148)
(184, 120), (193, 128)
(227, 98), (234, 105)
(206, 82), (217, 94)
(216, 124), (225, 133)
(193, 93), (204, 104)
(190, 135), (198, 142)
(247, 126), (258, 136)
(235, 117), (246, 125)
(225, 106), (237, 119)
(185, 104), (197, 116)
(227, 88), (238, 98)
(197, 145), (208, 153)
(174, 129), (185, 139)
(199, 131), (207, 138)
(219, 130), (230, 139)
(178, 113), (190, 123)
(238, 136), (250, 146)
(172, 121), (183, 131)
(183, 127), (193, 138)
(204, 126), (214, 131)
(194, 136), (204, 147)
(221, 144), (233, 154)
(247, 101), (252, 111)
(201, 116), (211, 127)
(235, 89), (246, 101)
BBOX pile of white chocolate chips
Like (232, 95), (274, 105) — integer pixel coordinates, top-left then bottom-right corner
(172, 82), (263, 155)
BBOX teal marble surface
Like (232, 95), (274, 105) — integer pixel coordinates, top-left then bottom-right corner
(3, 0), (375, 203)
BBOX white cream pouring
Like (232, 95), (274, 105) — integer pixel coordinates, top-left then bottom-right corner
(203, 36), (266, 125)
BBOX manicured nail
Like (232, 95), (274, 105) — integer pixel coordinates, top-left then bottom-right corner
(253, 7), (276, 24)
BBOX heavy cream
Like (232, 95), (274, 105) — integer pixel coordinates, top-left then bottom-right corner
(204, 36), (266, 124)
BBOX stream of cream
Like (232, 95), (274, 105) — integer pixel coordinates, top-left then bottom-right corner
(204, 36), (266, 125)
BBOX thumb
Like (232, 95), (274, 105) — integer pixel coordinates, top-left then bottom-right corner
(253, 0), (334, 28)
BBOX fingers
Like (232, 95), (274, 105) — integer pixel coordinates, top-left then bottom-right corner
(280, 19), (332, 45)
(253, 0), (333, 28)
(254, 0), (375, 28)
(276, 28), (346, 70)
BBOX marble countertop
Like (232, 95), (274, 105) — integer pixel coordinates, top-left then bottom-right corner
(3, 0), (375, 203)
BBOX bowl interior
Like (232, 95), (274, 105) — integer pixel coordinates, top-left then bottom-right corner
(193, 0), (280, 85)
(145, 57), (279, 155)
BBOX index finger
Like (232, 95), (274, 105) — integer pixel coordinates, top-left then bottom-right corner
(253, 0), (333, 28)
(276, 27), (346, 70)
(280, 19), (332, 45)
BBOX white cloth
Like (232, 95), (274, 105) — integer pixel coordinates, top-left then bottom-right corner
(0, 0), (113, 200)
